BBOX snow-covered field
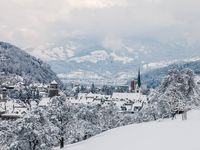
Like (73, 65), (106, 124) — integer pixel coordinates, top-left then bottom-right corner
(62, 109), (200, 150)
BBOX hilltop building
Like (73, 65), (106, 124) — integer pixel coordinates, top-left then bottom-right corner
(48, 80), (59, 98)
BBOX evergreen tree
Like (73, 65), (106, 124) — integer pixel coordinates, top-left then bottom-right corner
(91, 84), (95, 93)
(18, 89), (23, 100)
(36, 89), (40, 99)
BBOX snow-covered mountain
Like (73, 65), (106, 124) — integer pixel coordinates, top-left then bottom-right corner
(25, 38), (200, 84)
(61, 109), (200, 150)
(0, 42), (61, 85)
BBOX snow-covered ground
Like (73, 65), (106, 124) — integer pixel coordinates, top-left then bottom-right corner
(62, 109), (200, 150)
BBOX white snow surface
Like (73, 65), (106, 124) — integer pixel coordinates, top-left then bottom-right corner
(62, 109), (200, 150)
(69, 50), (109, 63)
(58, 70), (103, 79)
(68, 50), (134, 64)
(143, 56), (200, 70)
(26, 43), (76, 61)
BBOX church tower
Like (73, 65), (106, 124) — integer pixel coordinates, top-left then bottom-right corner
(130, 68), (142, 93)
(48, 80), (59, 98)
(136, 68), (141, 93)
(137, 68), (141, 88)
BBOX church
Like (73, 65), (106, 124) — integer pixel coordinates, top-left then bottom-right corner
(112, 68), (148, 112)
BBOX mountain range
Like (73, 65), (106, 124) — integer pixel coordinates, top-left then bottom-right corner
(25, 38), (200, 85)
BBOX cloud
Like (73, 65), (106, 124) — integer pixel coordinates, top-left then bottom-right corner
(0, 0), (200, 48)
(102, 37), (124, 51)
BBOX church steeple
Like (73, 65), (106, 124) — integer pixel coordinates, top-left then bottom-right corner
(137, 68), (141, 88)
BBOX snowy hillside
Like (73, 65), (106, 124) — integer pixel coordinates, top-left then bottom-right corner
(142, 59), (200, 88)
(0, 41), (61, 85)
(63, 109), (200, 150)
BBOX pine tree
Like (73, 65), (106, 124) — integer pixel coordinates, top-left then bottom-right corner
(91, 84), (95, 93)
(36, 89), (40, 99)
(18, 89), (23, 100)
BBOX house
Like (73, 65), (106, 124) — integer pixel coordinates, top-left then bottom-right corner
(76, 92), (112, 105)
(0, 100), (28, 120)
(0, 87), (8, 102)
(0, 113), (21, 120)
(86, 92), (102, 101)
(0, 104), (6, 115)
(112, 92), (147, 102)
(112, 92), (148, 112)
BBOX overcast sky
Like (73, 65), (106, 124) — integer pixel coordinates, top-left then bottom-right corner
(0, 0), (200, 48)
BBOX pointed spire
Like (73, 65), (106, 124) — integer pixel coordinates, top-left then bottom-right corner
(137, 68), (141, 88)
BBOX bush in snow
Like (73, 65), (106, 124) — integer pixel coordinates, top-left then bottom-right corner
(4, 108), (58, 150)
(47, 95), (77, 148)
(46, 96), (124, 148)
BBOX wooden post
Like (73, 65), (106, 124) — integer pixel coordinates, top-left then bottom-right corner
(182, 111), (187, 120)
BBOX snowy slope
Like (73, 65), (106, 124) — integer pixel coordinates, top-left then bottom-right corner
(63, 109), (200, 150)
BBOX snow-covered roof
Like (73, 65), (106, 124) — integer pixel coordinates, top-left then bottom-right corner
(77, 93), (112, 103)
(132, 102), (143, 107)
(86, 92), (102, 98)
(78, 93), (87, 98)
(112, 92), (147, 102)
(0, 94), (3, 99)
(5, 100), (25, 113)
(30, 101), (38, 108)
(6, 100), (22, 108)
(13, 107), (27, 115)
(0, 106), (5, 112)
(51, 80), (58, 84)
(0, 113), (22, 118)
(38, 97), (51, 107)
(114, 101), (126, 108)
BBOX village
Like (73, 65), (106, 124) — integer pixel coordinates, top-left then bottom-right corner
(0, 71), (148, 120)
